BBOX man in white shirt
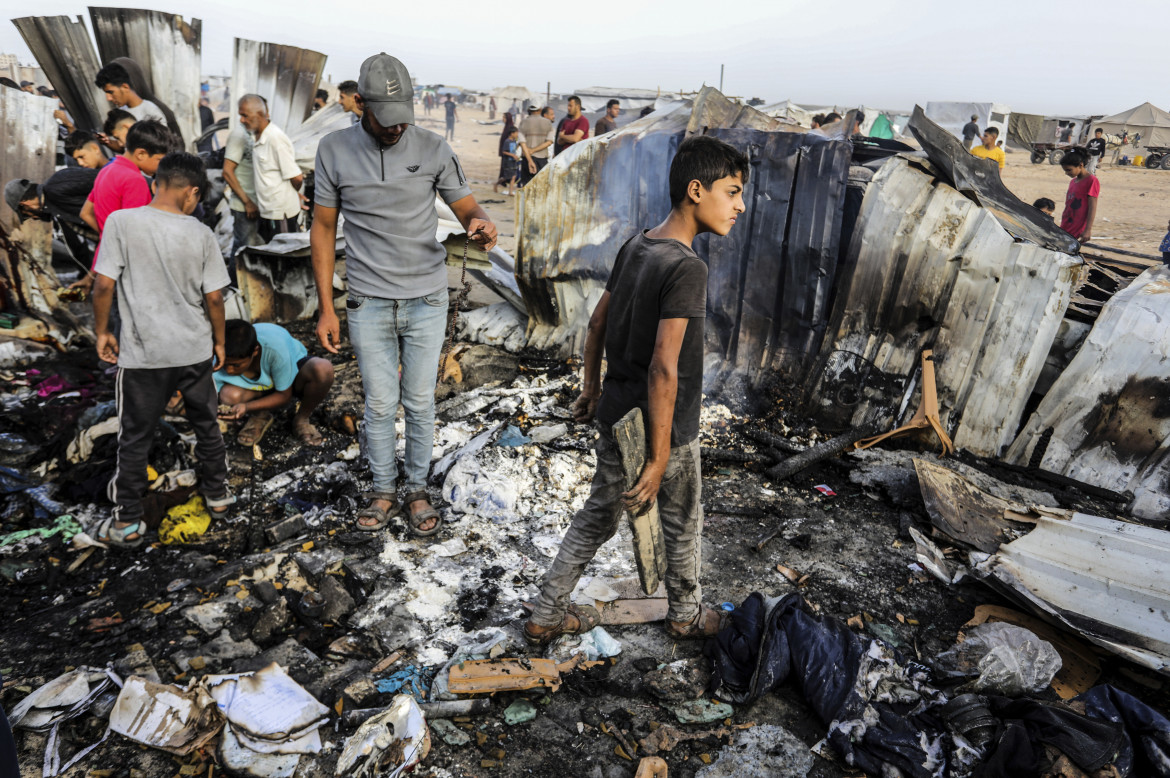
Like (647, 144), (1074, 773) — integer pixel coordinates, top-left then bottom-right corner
(94, 62), (167, 126)
(238, 94), (304, 241)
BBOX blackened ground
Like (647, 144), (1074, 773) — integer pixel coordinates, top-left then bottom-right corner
(2, 313), (1169, 778)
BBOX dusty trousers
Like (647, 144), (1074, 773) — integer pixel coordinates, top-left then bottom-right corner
(108, 360), (229, 521)
(531, 429), (704, 626)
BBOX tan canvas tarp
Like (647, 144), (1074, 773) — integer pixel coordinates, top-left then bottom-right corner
(1095, 102), (1170, 149)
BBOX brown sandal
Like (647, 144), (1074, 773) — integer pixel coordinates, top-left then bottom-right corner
(403, 489), (442, 537)
(523, 603), (601, 647)
(237, 411), (274, 446)
(666, 607), (730, 640)
(356, 491), (401, 532)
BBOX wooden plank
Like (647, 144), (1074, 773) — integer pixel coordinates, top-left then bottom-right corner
(612, 408), (667, 596)
(593, 598), (670, 625)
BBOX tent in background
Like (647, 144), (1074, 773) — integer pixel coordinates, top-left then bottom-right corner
(924, 101), (1010, 143)
(1095, 102), (1170, 149)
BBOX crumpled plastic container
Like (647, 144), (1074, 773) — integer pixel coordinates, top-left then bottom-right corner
(931, 622), (1062, 696)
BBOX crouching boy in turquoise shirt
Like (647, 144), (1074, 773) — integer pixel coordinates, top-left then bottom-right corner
(215, 321), (335, 446)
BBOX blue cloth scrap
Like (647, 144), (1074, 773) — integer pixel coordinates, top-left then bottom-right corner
(496, 425), (531, 448)
(374, 666), (436, 702)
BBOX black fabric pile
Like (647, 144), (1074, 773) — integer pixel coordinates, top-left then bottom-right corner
(704, 592), (1170, 777)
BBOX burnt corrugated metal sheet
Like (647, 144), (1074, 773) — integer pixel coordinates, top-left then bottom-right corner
(11, 15), (107, 132)
(232, 39), (326, 137)
(517, 90), (797, 356)
(1005, 266), (1170, 519)
(807, 156), (1083, 457)
(0, 87), (57, 232)
(907, 105), (1079, 254)
(698, 129), (850, 386)
(88, 7), (201, 151)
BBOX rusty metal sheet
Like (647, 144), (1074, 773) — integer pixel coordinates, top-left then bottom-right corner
(1005, 266), (1170, 521)
(686, 86), (785, 135)
(807, 156), (1082, 457)
(88, 7), (201, 151)
(232, 39), (325, 137)
(0, 87), (57, 232)
(11, 15), (108, 133)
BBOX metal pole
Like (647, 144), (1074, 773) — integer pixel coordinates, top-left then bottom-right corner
(546, 81), (550, 106)
(719, 64), (724, 92)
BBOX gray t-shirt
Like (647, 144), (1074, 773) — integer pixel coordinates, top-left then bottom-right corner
(94, 206), (231, 370)
(314, 124), (473, 299)
(127, 99), (167, 126)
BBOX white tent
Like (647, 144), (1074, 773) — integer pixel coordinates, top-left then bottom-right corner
(1095, 102), (1170, 149)
(924, 102), (1011, 143)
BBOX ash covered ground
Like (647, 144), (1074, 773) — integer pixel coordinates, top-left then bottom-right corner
(2, 308), (1168, 778)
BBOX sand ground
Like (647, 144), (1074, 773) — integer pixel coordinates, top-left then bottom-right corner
(425, 105), (1170, 268)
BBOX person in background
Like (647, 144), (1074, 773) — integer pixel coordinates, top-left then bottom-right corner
(518, 104), (554, 186)
(1059, 149), (1100, 243)
(94, 61), (167, 125)
(5, 166), (100, 269)
(811, 113), (825, 130)
(100, 108), (136, 154)
(595, 99), (621, 136)
(19, 80), (34, 93)
(197, 97), (216, 154)
(489, 96), (497, 121)
(555, 95), (589, 155)
(495, 126), (520, 196)
(639, 106), (654, 119)
(444, 94), (457, 141)
(962, 114), (980, 149)
(970, 127), (1006, 170)
(238, 94), (303, 241)
(338, 80), (362, 123)
(91, 151), (234, 547)
(1032, 197), (1056, 218)
(523, 136), (748, 646)
(313, 89), (329, 113)
(67, 131), (109, 169)
(222, 123), (260, 264)
(80, 119), (172, 239)
(1160, 218), (1170, 265)
(214, 320), (335, 447)
(1086, 128), (1106, 175)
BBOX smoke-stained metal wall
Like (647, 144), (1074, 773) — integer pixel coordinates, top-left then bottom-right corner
(88, 7), (202, 152)
(11, 15), (107, 133)
(0, 88), (57, 232)
(806, 156), (1082, 457)
(232, 39), (326, 137)
(698, 129), (851, 386)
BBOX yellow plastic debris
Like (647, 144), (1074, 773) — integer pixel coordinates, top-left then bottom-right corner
(159, 495), (212, 545)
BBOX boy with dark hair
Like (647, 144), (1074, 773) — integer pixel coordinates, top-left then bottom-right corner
(1032, 197), (1056, 218)
(338, 80), (362, 122)
(66, 131), (109, 169)
(80, 119), (175, 242)
(523, 135), (748, 646)
(970, 126), (1005, 169)
(1060, 149), (1099, 243)
(91, 152), (233, 547)
(1086, 128), (1106, 175)
(101, 108), (136, 153)
(313, 89), (329, 112)
(214, 321), (335, 447)
(94, 61), (167, 125)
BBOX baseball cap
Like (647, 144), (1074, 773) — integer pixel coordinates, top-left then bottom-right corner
(4, 178), (37, 215)
(358, 53), (414, 127)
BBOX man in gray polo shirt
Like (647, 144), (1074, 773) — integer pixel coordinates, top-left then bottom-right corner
(311, 53), (497, 538)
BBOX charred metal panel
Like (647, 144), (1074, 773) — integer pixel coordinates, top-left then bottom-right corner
(11, 15), (107, 133)
(88, 7), (201, 151)
(808, 156), (1081, 457)
(0, 88), (57, 232)
(232, 39), (326, 137)
(908, 105), (1079, 255)
(1006, 266), (1170, 520)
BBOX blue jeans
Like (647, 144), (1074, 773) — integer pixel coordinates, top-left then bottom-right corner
(347, 289), (448, 494)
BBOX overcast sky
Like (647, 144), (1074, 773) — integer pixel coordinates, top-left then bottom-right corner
(2, 0), (1163, 116)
